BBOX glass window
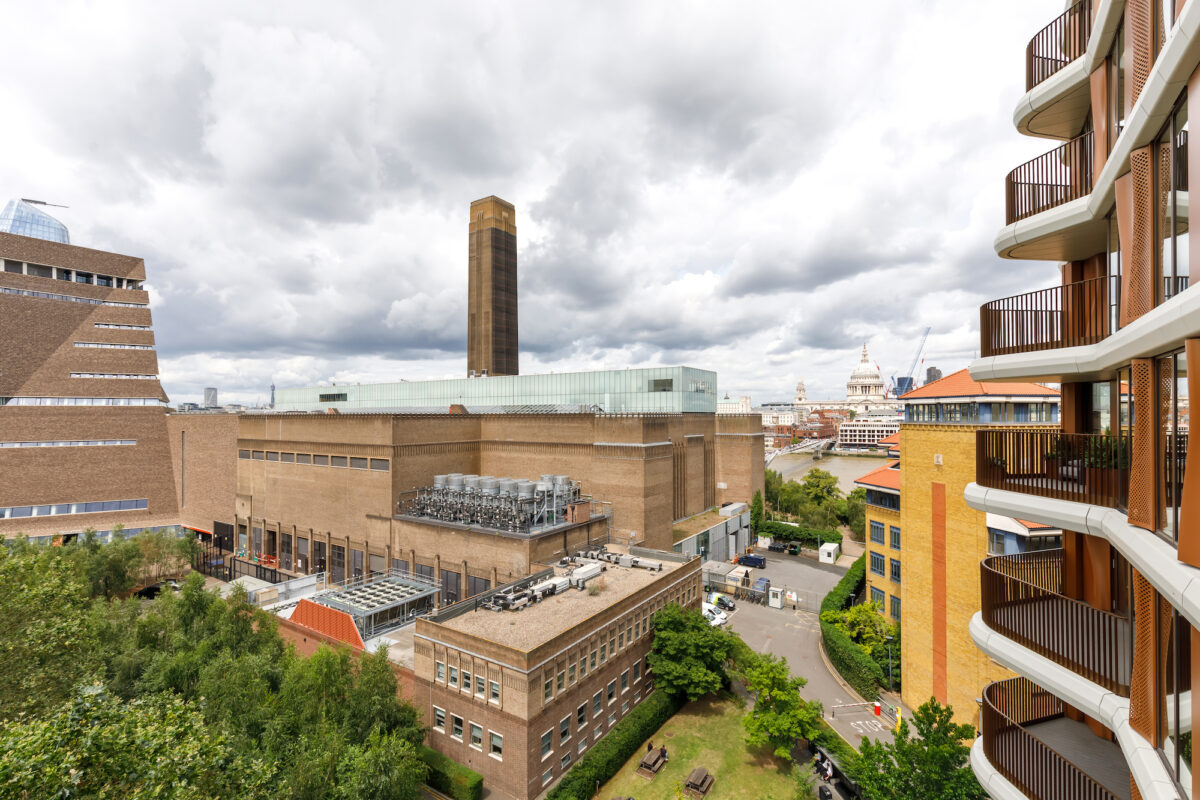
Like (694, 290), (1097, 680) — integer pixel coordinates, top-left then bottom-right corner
(592, 692), (602, 715)
(542, 769), (553, 786)
(330, 544), (345, 583)
(870, 551), (885, 576)
(560, 716), (570, 743)
(490, 732), (503, 758)
(544, 679), (553, 701)
(988, 529), (1006, 555)
(561, 752), (571, 769)
(607, 680), (616, 702)
(633, 661), (641, 681)
(296, 453), (311, 465)
(441, 570), (461, 604)
(870, 521), (884, 544)
(449, 667), (458, 688)
(330, 456), (348, 467)
(476, 675), (485, 695)
(369, 458), (389, 471)
(870, 586), (885, 606)
(350, 457), (368, 469)
(451, 715), (463, 739)
(621, 670), (629, 692)
(433, 707), (445, 731)
(577, 704), (587, 726)
(470, 723), (482, 749)
(490, 680), (500, 701)
(890, 559), (901, 583)
(462, 670), (471, 690)
(890, 596), (901, 621)
(313, 454), (329, 466)
(890, 526), (900, 549)
(541, 730), (552, 757)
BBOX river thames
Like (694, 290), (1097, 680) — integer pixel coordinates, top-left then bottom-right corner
(769, 452), (889, 493)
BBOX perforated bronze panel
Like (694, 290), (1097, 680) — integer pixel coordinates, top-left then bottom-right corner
(1128, 359), (1157, 530)
(1121, 148), (1155, 326)
(1127, 0), (1154, 109)
(1128, 570), (1159, 744)
(1131, 778), (1143, 800)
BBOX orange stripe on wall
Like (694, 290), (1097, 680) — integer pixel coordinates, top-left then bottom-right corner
(932, 482), (947, 704)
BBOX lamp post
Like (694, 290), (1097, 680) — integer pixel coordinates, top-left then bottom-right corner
(885, 635), (894, 693)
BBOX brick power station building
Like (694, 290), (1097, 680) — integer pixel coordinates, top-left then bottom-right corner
(0, 196), (761, 800)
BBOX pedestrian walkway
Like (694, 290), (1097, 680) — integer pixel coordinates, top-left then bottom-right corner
(726, 600), (909, 747)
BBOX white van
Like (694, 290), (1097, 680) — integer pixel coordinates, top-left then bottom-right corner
(702, 602), (728, 625)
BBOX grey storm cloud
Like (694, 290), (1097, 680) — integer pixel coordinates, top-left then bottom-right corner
(0, 0), (1060, 404)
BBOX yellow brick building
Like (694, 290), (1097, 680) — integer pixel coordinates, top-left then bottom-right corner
(855, 431), (901, 623)
(881, 371), (1060, 726)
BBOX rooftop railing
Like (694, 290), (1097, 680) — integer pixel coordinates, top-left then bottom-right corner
(982, 676), (1121, 800)
(1026, 0), (1093, 91)
(982, 549), (1130, 695)
(1006, 130), (1094, 225)
(976, 429), (1127, 509)
(980, 276), (1109, 358)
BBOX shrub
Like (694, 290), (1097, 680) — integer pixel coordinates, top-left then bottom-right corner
(759, 520), (842, 549)
(819, 557), (884, 698)
(420, 746), (483, 800)
(546, 690), (684, 800)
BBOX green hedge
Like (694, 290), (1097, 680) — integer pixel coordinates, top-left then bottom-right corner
(759, 520), (842, 548)
(819, 557), (884, 698)
(421, 745), (483, 800)
(546, 690), (684, 800)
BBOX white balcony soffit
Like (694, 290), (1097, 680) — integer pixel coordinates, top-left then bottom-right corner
(969, 281), (1200, 383)
(971, 737), (1032, 800)
(1014, 0), (1125, 140)
(999, 0), (1200, 261)
(971, 612), (1183, 799)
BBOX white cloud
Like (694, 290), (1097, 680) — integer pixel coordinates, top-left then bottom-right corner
(0, 0), (1061, 404)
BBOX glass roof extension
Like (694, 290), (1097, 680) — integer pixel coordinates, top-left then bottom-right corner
(0, 199), (69, 244)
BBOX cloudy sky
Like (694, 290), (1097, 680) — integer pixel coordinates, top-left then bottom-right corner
(1, 1), (1063, 405)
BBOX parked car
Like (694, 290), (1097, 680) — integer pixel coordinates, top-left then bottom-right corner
(738, 553), (766, 569)
(707, 592), (736, 611)
(767, 542), (787, 552)
(702, 607), (726, 627)
(702, 602), (728, 625)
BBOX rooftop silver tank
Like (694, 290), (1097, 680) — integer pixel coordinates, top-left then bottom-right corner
(447, 474), (464, 489)
(540, 474), (555, 483)
(498, 479), (517, 496)
(433, 474), (448, 488)
(554, 475), (570, 486)
(480, 477), (499, 495)
(463, 475), (480, 490)
(517, 481), (536, 498)
(535, 481), (552, 494)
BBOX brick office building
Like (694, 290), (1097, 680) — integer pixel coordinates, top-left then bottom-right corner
(413, 547), (701, 800)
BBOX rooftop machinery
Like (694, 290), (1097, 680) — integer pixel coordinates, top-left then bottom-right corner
(400, 473), (588, 534)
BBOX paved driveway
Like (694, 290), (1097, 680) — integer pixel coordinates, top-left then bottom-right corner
(723, 556), (896, 746)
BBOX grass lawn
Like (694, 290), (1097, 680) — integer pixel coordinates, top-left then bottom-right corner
(598, 693), (798, 800)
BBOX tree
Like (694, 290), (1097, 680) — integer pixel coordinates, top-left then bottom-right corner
(740, 652), (823, 759)
(0, 540), (95, 719)
(820, 602), (894, 655)
(853, 698), (986, 800)
(842, 487), (867, 540)
(0, 686), (275, 798)
(765, 469), (784, 508)
(801, 468), (843, 506)
(750, 490), (764, 534)
(344, 647), (425, 747)
(335, 728), (427, 800)
(649, 604), (734, 700)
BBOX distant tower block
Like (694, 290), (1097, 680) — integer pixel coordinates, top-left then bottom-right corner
(467, 196), (518, 377)
(203, 387), (218, 408)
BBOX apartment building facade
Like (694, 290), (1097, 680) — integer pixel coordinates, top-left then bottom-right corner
(970, 2), (1200, 797)
(413, 549), (701, 800)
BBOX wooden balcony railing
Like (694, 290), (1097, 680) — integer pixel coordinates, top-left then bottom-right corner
(977, 429), (1127, 509)
(982, 677), (1120, 800)
(1026, 0), (1094, 91)
(979, 276), (1109, 358)
(982, 550), (1130, 695)
(1006, 131), (1094, 225)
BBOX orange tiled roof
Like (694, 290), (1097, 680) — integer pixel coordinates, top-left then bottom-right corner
(878, 431), (900, 446)
(855, 460), (900, 491)
(1015, 519), (1057, 532)
(290, 598), (365, 649)
(899, 369), (1058, 400)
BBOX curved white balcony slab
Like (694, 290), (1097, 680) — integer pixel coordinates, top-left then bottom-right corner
(972, 613), (1183, 799)
(971, 737), (1032, 800)
(970, 285), (1200, 384)
(1001, 1), (1200, 261)
(965, 483), (1200, 636)
(1015, 0), (1123, 140)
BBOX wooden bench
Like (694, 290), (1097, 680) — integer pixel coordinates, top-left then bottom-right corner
(684, 766), (714, 798)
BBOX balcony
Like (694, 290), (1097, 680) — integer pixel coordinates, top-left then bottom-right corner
(1006, 131), (1094, 226)
(977, 429), (1126, 509)
(982, 676), (1130, 800)
(1026, 0), (1093, 91)
(981, 549), (1130, 695)
(979, 276), (1109, 358)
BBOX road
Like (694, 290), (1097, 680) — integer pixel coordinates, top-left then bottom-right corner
(722, 551), (899, 746)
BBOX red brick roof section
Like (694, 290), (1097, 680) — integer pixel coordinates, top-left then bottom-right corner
(899, 368), (1059, 400)
(289, 598), (365, 650)
(877, 431), (900, 446)
(854, 460), (901, 491)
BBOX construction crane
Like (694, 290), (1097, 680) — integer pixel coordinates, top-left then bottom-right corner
(891, 326), (932, 397)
